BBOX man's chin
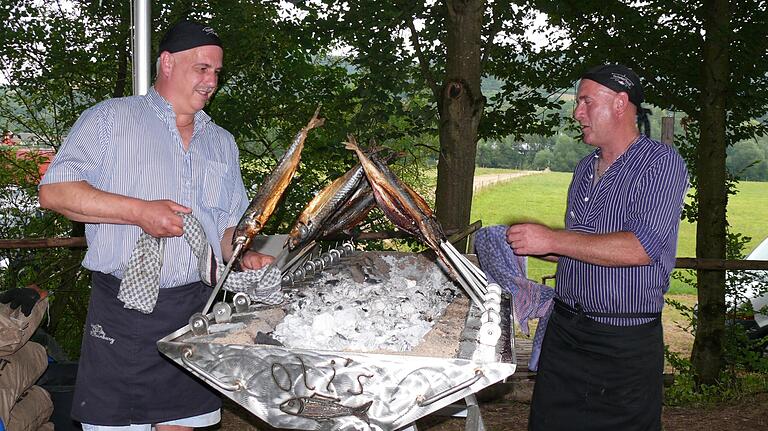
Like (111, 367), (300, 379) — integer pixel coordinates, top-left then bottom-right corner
(192, 98), (209, 111)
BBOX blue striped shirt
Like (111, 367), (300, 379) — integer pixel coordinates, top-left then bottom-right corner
(40, 87), (249, 287)
(555, 136), (689, 325)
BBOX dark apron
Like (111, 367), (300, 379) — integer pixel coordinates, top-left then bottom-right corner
(71, 272), (221, 426)
(529, 300), (663, 431)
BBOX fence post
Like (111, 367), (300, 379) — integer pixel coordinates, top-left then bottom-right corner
(661, 116), (675, 145)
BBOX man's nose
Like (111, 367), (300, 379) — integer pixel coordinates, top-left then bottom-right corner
(572, 104), (584, 121)
(204, 71), (218, 87)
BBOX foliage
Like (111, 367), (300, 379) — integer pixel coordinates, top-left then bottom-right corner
(665, 228), (768, 399)
(727, 138), (768, 181)
(0, 146), (89, 359)
(663, 358), (768, 407)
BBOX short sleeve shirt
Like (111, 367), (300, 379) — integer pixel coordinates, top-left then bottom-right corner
(40, 87), (249, 287)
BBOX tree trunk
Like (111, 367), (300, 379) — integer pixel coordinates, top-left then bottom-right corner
(691, 0), (730, 386)
(435, 0), (485, 252)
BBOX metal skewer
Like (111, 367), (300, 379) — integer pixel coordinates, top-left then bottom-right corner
(439, 241), (487, 312)
(442, 241), (488, 287)
(440, 241), (488, 296)
(201, 242), (244, 316)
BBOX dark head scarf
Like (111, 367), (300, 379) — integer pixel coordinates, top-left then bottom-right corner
(581, 64), (651, 136)
(159, 20), (222, 54)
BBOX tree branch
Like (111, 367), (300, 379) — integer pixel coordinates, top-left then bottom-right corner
(406, 19), (440, 100)
(481, 1), (505, 67)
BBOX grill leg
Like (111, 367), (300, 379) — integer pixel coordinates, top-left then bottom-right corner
(464, 394), (485, 431)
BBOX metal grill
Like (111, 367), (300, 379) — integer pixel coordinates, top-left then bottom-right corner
(158, 246), (516, 431)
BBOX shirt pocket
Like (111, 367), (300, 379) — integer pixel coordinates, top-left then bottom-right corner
(202, 162), (232, 212)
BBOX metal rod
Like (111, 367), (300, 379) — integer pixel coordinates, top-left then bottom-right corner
(201, 243), (244, 315)
(440, 241), (488, 297)
(132, 0), (151, 96)
(280, 241), (317, 276)
(443, 241), (488, 285)
(181, 348), (242, 392)
(443, 255), (486, 312)
(417, 370), (484, 407)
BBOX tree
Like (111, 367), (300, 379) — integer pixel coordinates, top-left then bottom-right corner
(692, 0), (730, 385)
(0, 0), (136, 357)
(549, 133), (591, 172)
(533, 148), (553, 170)
(296, 0), (566, 248)
(727, 140), (768, 181)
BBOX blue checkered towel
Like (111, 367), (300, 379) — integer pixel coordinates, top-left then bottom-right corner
(474, 225), (554, 371)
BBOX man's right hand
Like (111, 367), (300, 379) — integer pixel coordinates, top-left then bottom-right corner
(137, 200), (191, 237)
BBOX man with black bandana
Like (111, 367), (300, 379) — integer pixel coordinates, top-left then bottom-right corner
(39, 20), (274, 430)
(506, 64), (688, 430)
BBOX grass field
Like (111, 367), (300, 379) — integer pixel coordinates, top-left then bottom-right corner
(470, 170), (768, 294)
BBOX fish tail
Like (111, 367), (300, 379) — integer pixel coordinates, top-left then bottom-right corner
(306, 104), (325, 129)
(354, 400), (373, 424)
(344, 135), (360, 152)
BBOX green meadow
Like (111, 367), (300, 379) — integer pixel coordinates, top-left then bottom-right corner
(470, 170), (768, 294)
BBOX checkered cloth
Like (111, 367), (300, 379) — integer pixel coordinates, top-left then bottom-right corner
(474, 225), (554, 371)
(118, 213), (283, 314)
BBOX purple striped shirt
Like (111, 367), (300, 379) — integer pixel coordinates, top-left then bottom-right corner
(555, 135), (689, 325)
(40, 87), (249, 287)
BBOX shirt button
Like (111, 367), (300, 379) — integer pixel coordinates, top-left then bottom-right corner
(570, 211), (575, 217)
(584, 197), (589, 202)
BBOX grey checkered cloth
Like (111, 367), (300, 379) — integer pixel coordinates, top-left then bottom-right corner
(118, 213), (283, 314)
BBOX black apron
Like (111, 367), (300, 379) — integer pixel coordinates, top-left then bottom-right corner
(71, 272), (220, 426)
(529, 300), (663, 431)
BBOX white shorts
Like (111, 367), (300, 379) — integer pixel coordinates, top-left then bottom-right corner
(81, 409), (220, 430)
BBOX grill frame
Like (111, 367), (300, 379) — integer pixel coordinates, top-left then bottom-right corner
(157, 251), (516, 430)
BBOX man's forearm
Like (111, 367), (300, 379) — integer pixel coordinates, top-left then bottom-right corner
(552, 230), (651, 267)
(39, 181), (142, 225)
(221, 227), (237, 262)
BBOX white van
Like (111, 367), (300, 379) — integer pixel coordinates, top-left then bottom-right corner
(744, 237), (768, 328)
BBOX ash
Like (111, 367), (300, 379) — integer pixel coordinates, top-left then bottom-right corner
(273, 253), (459, 352)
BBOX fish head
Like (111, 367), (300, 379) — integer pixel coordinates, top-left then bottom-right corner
(279, 398), (305, 415)
(287, 223), (310, 249)
(234, 219), (262, 246)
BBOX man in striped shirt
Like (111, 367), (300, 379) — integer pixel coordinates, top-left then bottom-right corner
(507, 64), (688, 430)
(38, 21), (272, 431)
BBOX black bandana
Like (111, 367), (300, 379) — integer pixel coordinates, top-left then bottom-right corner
(159, 20), (222, 54)
(581, 64), (644, 108)
(582, 64), (651, 136)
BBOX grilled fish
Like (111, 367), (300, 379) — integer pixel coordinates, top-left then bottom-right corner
(344, 136), (447, 258)
(286, 163), (366, 250)
(320, 180), (376, 238)
(279, 394), (372, 424)
(233, 106), (324, 250)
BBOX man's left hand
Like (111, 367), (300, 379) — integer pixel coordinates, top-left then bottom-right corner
(240, 251), (275, 270)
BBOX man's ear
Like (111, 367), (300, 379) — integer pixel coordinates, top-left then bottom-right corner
(614, 92), (630, 116)
(158, 51), (174, 78)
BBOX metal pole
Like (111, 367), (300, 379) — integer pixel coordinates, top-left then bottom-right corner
(132, 0), (151, 96)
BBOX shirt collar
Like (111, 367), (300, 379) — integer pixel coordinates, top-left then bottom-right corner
(146, 86), (212, 132)
(593, 134), (647, 167)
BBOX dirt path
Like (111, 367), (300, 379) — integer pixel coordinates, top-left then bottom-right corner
(472, 170), (544, 192)
(217, 391), (768, 430)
